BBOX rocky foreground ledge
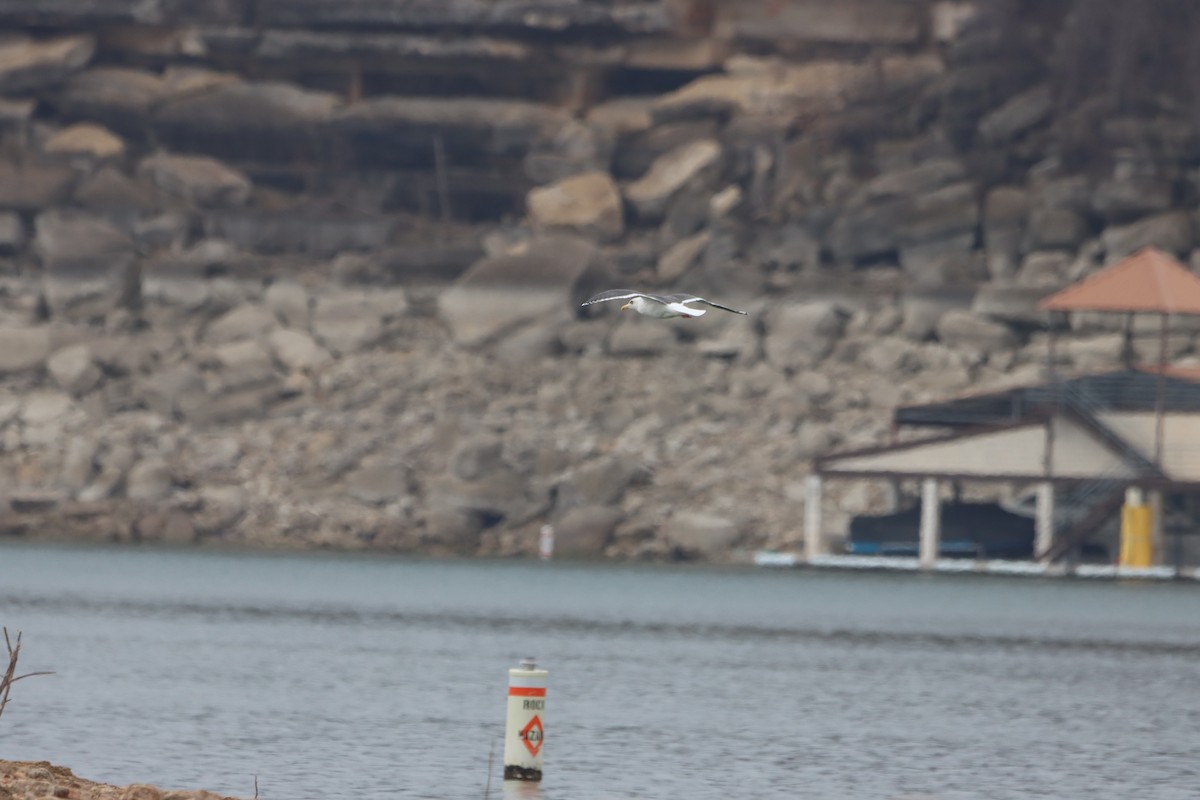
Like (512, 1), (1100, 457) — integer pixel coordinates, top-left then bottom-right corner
(0, 760), (241, 800)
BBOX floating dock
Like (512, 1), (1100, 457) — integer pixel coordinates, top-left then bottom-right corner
(752, 551), (1199, 581)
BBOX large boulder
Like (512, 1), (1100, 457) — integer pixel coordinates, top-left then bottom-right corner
(1026, 206), (1089, 252)
(898, 182), (979, 247)
(267, 328), (331, 372)
(857, 158), (967, 202)
(255, 0), (673, 36)
(183, 384), (280, 426)
(1091, 170), (1174, 223)
(858, 335), (921, 376)
(552, 506), (622, 558)
(154, 80), (341, 162)
(424, 468), (533, 536)
(0, 160), (76, 211)
(90, 334), (159, 377)
(47, 343), (102, 395)
(764, 301), (848, 370)
(1015, 251), (1072, 288)
(624, 139), (722, 221)
(609, 118), (717, 179)
(899, 289), (972, 341)
(661, 512), (742, 560)
(0, 34), (94, 93)
(136, 363), (206, 420)
(977, 83), (1052, 144)
(450, 434), (505, 481)
(1101, 211), (1194, 262)
(715, 0), (924, 48)
(141, 240), (242, 310)
(523, 117), (612, 184)
(194, 485), (248, 533)
(1030, 173), (1091, 214)
(0, 326), (52, 375)
(899, 238), (983, 287)
(554, 454), (650, 510)
(57, 67), (169, 132)
(344, 460), (410, 506)
(210, 339), (276, 392)
(126, 456), (173, 502)
(20, 390), (85, 447)
(74, 166), (164, 219)
(656, 231), (710, 282)
(311, 289), (403, 356)
(204, 304), (278, 345)
(650, 57), (896, 123)
(264, 279), (310, 329)
(137, 152), (253, 209)
(936, 57), (1042, 142)
(827, 197), (909, 263)
(34, 211), (137, 319)
(439, 234), (597, 347)
(972, 283), (1050, 327)
(936, 309), (1017, 353)
(827, 161), (969, 264)
(43, 123), (125, 161)
(526, 171), (623, 242)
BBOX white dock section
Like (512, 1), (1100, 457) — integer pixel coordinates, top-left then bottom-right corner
(751, 550), (1200, 581)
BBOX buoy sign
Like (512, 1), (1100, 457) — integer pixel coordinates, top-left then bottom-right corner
(504, 658), (548, 782)
(520, 715), (543, 756)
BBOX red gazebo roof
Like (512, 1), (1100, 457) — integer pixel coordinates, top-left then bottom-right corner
(1038, 247), (1200, 315)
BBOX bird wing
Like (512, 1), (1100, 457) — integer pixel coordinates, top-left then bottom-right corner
(665, 302), (707, 317)
(666, 294), (748, 315)
(580, 290), (662, 307)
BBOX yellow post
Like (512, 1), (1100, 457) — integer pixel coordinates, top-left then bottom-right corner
(1119, 488), (1154, 568)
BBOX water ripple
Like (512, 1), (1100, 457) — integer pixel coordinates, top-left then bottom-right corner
(4, 591), (1198, 657)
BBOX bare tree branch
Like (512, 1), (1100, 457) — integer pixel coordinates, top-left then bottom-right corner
(0, 627), (55, 722)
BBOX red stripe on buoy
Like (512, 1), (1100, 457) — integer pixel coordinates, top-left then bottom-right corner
(508, 687), (546, 697)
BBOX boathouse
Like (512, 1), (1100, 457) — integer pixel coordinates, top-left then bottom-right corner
(809, 247), (1200, 569)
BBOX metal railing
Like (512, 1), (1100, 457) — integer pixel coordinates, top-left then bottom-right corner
(1054, 380), (1164, 478)
(1040, 481), (1128, 564)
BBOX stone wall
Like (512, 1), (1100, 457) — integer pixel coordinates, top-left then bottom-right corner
(0, 0), (1198, 560)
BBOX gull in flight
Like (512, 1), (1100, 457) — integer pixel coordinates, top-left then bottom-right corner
(581, 290), (747, 319)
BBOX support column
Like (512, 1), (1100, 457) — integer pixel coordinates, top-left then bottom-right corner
(1034, 482), (1056, 559)
(1149, 489), (1164, 566)
(804, 474), (824, 559)
(919, 477), (941, 569)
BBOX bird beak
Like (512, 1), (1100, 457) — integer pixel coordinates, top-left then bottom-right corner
(620, 302), (631, 311)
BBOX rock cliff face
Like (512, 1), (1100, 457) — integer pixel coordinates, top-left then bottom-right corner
(0, 0), (1197, 560)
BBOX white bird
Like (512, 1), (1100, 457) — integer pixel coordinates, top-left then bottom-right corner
(581, 290), (747, 319)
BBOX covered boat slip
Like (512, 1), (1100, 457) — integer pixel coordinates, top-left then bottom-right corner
(796, 248), (1200, 577)
(807, 375), (1200, 575)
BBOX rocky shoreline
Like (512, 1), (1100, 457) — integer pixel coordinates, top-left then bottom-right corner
(0, 760), (242, 800)
(0, 1), (1198, 561)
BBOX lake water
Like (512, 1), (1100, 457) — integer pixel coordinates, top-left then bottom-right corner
(1, 543), (1199, 800)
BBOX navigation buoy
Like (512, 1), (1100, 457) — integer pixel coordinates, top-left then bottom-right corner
(503, 657), (547, 782)
(538, 524), (554, 560)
